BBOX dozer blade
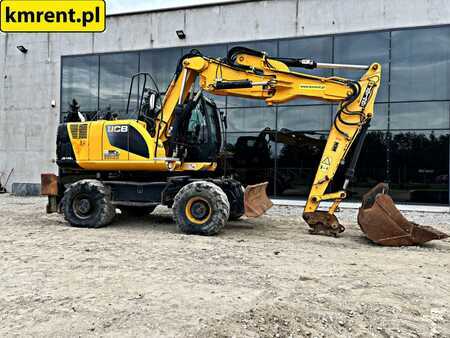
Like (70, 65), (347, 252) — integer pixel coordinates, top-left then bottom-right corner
(244, 182), (273, 217)
(358, 183), (449, 246)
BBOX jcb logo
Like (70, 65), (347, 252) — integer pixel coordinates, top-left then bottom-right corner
(360, 82), (375, 108)
(107, 125), (128, 133)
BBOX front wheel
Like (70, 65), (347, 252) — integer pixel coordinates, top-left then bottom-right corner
(62, 179), (115, 228)
(173, 181), (230, 235)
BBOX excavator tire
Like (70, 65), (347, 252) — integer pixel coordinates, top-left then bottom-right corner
(173, 181), (230, 235)
(120, 205), (156, 217)
(62, 179), (115, 228)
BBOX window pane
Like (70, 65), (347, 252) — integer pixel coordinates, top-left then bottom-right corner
(390, 101), (450, 130)
(224, 132), (276, 196)
(334, 32), (389, 102)
(278, 36), (333, 105)
(279, 36), (332, 75)
(391, 27), (450, 101)
(278, 105), (332, 131)
(275, 131), (328, 198)
(389, 130), (449, 204)
(139, 48), (182, 92)
(99, 52), (139, 115)
(228, 40), (278, 56)
(226, 106), (276, 132)
(61, 55), (98, 114)
(371, 103), (388, 130)
(182, 44), (227, 59)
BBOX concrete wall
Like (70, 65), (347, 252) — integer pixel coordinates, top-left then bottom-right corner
(1, 0), (450, 192)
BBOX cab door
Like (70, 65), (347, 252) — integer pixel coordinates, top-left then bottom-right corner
(184, 97), (221, 162)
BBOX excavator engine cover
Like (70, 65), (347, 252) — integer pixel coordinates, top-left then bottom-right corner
(244, 182), (273, 217)
(358, 183), (448, 246)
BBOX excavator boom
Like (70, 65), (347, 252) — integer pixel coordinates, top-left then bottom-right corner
(160, 47), (447, 244)
(163, 47), (380, 236)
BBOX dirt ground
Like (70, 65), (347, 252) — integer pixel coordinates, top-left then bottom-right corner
(0, 194), (449, 337)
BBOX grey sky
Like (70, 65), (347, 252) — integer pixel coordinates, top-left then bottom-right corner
(105, 0), (239, 14)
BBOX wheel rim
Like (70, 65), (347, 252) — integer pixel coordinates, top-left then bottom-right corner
(72, 194), (94, 219)
(185, 197), (212, 225)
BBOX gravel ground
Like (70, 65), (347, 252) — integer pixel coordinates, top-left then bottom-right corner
(0, 194), (449, 337)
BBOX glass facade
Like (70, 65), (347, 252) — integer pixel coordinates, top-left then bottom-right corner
(61, 26), (450, 205)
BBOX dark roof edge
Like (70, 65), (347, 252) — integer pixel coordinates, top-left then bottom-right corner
(106, 0), (256, 18)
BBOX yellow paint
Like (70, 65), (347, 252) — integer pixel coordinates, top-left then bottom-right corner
(185, 197), (212, 225)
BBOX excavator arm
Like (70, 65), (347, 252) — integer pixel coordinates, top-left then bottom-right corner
(156, 47), (381, 236)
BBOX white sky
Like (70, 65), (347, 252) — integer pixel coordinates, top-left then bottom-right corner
(105, 0), (239, 14)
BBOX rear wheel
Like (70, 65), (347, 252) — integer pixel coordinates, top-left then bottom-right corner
(120, 205), (156, 217)
(62, 179), (115, 228)
(173, 181), (230, 235)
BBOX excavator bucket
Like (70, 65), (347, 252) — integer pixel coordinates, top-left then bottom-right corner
(244, 182), (273, 217)
(358, 183), (448, 246)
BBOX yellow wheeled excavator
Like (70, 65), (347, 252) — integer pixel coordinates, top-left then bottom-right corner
(42, 46), (447, 245)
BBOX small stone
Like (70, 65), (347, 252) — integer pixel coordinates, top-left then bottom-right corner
(338, 320), (345, 326)
(274, 251), (280, 255)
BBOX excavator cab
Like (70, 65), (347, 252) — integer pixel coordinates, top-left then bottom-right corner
(127, 72), (222, 163)
(183, 96), (222, 163)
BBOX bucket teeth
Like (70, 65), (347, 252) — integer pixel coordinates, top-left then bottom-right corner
(358, 183), (449, 246)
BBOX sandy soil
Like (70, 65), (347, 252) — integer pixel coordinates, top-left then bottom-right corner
(0, 194), (449, 337)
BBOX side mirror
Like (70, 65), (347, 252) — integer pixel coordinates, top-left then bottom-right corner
(220, 110), (228, 130)
(149, 92), (156, 111)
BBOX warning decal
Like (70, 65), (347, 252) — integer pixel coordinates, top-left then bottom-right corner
(319, 157), (331, 171)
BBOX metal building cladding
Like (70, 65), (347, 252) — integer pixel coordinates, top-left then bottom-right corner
(0, 0), (449, 207)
